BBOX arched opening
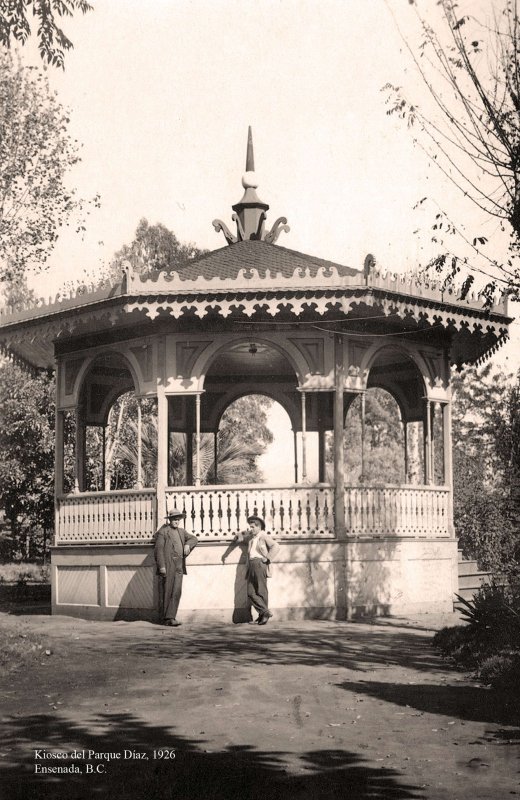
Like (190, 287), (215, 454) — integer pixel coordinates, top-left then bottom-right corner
(85, 391), (158, 491)
(165, 339), (331, 487)
(168, 394), (275, 486)
(346, 346), (446, 486)
(73, 353), (157, 492)
(344, 388), (406, 485)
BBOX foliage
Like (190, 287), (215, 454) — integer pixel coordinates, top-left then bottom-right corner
(169, 395), (272, 486)
(0, 362), (55, 559)
(334, 388), (406, 484)
(0, 0), (92, 68)
(451, 364), (520, 574)
(0, 48), (98, 288)
(385, 0), (520, 300)
(85, 393), (273, 490)
(216, 395), (273, 483)
(479, 650), (520, 689)
(0, 561), (50, 583)
(456, 582), (520, 649)
(105, 218), (208, 283)
(84, 395), (157, 492)
(434, 578), (520, 692)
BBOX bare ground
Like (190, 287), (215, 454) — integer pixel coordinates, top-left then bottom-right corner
(0, 606), (519, 800)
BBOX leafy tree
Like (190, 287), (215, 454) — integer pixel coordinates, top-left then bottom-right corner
(107, 218), (208, 282)
(0, 362), (55, 559)
(339, 389), (405, 485)
(385, 0), (520, 300)
(216, 395), (273, 484)
(0, 48), (97, 288)
(0, 0), (92, 68)
(84, 394), (158, 492)
(451, 363), (520, 573)
(85, 393), (273, 489)
(168, 395), (273, 486)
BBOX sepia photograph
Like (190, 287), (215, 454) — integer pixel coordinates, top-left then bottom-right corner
(0, 1), (518, 798)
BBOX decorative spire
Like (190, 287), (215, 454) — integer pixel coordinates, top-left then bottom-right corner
(245, 125), (255, 172)
(213, 127), (290, 245)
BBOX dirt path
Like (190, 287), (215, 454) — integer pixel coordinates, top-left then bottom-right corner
(0, 610), (518, 800)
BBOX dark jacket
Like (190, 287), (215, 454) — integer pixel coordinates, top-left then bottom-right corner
(154, 524), (198, 575)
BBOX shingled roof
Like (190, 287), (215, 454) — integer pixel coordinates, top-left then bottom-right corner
(173, 240), (360, 282)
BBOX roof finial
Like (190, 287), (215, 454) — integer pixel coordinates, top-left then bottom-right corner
(212, 128), (290, 245)
(246, 125), (255, 172)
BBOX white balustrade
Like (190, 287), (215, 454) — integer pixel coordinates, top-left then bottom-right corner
(56, 489), (156, 544)
(344, 485), (450, 537)
(55, 484), (450, 544)
(165, 484), (335, 539)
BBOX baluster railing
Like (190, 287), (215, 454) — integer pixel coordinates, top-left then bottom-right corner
(165, 484), (335, 539)
(56, 484), (449, 544)
(344, 485), (449, 537)
(56, 489), (157, 544)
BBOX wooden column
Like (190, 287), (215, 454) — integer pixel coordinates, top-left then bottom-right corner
(186, 397), (194, 485)
(54, 412), (65, 548)
(74, 406), (85, 493)
(403, 420), (409, 484)
(54, 361), (64, 546)
(194, 393), (201, 487)
(360, 391), (366, 483)
(300, 390), (307, 483)
(430, 401), (436, 484)
(293, 430), (298, 483)
(136, 399), (143, 489)
(156, 388), (168, 517)
(424, 399), (432, 485)
(102, 425), (107, 490)
(104, 423), (111, 491)
(333, 335), (346, 536)
(318, 428), (326, 482)
(442, 399), (454, 533)
(214, 431), (218, 483)
(317, 393), (326, 483)
(333, 334), (348, 619)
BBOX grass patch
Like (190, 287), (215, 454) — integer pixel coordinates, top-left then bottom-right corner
(0, 562), (50, 585)
(0, 626), (46, 674)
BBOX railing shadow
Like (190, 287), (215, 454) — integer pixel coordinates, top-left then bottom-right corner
(1, 712), (424, 800)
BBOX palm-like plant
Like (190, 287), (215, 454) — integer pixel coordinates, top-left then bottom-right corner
(115, 416), (265, 487)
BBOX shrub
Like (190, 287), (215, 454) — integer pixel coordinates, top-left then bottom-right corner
(0, 562), (50, 584)
(435, 576), (520, 692)
(456, 582), (520, 652)
(479, 651), (520, 689)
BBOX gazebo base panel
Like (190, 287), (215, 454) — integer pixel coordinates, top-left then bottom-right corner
(50, 538), (459, 622)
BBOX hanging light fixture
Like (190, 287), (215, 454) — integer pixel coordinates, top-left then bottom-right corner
(248, 342), (258, 356)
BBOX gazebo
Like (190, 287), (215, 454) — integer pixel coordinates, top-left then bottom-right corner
(0, 130), (512, 621)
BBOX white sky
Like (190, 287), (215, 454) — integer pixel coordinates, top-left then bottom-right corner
(21, 0), (518, 371)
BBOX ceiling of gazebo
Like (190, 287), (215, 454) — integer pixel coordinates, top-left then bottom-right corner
(206, 341), (294, 379)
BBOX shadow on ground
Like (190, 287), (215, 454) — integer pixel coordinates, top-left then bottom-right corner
(337, 679), (520, 728)
(1, 712), (424, 800)
(94, 624), (447, 674)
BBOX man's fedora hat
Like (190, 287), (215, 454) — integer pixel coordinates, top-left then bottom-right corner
(247, 515), (265, 530)
(165, 508), (184, 519)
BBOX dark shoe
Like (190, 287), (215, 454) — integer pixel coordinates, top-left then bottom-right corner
(165, 619), (182, 627)
(257, 611), (273, 625)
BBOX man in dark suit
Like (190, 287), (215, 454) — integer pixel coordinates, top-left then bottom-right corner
(154, 508), (198, 627)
